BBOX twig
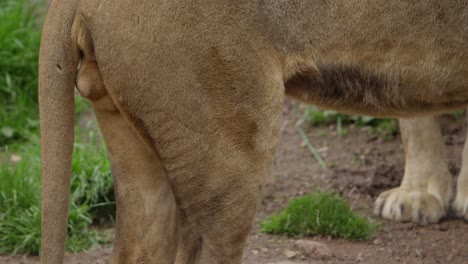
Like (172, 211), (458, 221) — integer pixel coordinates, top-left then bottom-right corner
(297, 127), (327, 169)
(337, 115), (343, 137)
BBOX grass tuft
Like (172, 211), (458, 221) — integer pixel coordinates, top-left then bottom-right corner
(0, 0), (42, 145)
(0, 0), (113, 254)
(260, 191), (377, 240)
(0, 118), (114, 255)
(302, 106), (398, 141)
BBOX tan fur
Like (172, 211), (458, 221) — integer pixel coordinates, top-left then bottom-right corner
(454, 116), (468, 220)
(375, 117), (452, 224)
(376, 115), (468, 224)
(39, 1), (468, 263)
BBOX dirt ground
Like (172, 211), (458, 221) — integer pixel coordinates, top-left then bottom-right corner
(2, 99), (467, 264)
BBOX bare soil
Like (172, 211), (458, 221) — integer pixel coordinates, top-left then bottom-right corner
(2, 99), (467, 264)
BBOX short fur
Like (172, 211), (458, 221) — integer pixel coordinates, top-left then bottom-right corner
(376, 115), (468, 224)
(39, 1), (468, 263)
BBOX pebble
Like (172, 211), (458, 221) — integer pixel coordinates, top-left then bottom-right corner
(10, 154), (21, 162)
(295, 239), (334, 259)
(435, 224), (449, 231)
(284, 250), (298, 259)
(356, 252), (364, 262)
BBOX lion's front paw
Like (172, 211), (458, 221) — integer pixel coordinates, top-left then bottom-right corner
(453, 193), (468, 221)
(374, 188), (446, 225)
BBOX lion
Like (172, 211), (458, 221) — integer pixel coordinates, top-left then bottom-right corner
(39, 0), (468, 263)
(376, 116), (468, 225)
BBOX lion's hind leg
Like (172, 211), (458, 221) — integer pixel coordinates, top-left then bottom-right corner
(171, 155), (267, 264)
(374, 117), (452, 224)
(94, 105), (179, 264)
(76, 67), (179, 263)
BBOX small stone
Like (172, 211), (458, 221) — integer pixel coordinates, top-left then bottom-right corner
(356, 252), (364, 262)
(284, 250), (298, 259)
(317, 146), (328, 153)
(436, 224), (449, 231)
(10, 154), (21, 162)
(251, 250), (259, 255)
(260, 247), (269, 253)
(373, 238), (382, 245)
(295, 239), (333, 259)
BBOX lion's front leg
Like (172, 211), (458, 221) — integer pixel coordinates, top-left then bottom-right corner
(374, 117), (452, 225)
(454, 155), (468, 221)
(453, 113), (468, 221)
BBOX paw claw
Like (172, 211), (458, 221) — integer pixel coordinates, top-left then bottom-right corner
(373, 192), (389, 216)
(414, 208), (428, 225)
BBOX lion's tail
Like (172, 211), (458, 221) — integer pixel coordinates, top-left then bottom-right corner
(39, 0), (80, 263)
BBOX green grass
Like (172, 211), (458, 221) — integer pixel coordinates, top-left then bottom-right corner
(0, 0), (115, 254)
(302, 106), (398, 140)
(0, 115), (114, 254)
(260, 192), (377, 240)
(0, 0), (42, 145)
